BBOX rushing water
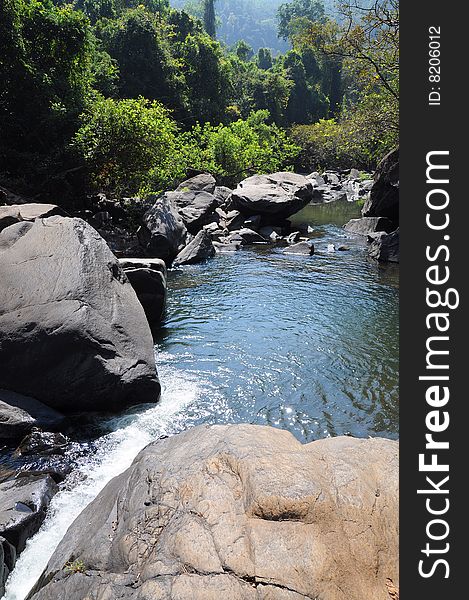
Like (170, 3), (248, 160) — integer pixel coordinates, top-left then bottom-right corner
(3, 200), (399, 599)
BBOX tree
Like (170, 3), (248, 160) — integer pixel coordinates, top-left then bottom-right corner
(235, 40), (254, 62)
(257, 47), (273, 70)
(95, 7), (186, 113)
(203, 0), (216, 38)
(73, 96), (183, 194)
(0, 0), (93, 178)
(277, 0), (325, 40)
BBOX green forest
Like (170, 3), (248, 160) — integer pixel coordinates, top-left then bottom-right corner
(0, 0), (398, 203)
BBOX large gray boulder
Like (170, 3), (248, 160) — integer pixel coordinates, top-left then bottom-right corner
(176, 173), (216, 194)
(0, 203), (66, 232)
(362, 148), (399, 222)
(173, 230), (215, 266)
(368, 229), (400, 263)
(0, 390), (66, 441)
(284, 241), (315, 255)
(0, 217), (160, 413)
(344, 217), (395, 236)
(171, 174), (219, 234)
(28, 425), (399, 600)
(230, 172), (314, 219)
(138, 194), (188, 264)
(119, 258), (167, 334)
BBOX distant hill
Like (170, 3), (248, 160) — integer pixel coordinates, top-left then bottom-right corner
(170, 0), (289, 54)
(169, 1), (372, 54)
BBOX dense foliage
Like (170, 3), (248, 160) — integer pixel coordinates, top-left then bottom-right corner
(0, 0), (398, 201)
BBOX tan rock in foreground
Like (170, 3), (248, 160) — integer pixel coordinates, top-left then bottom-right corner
(29, 424), (399, 600)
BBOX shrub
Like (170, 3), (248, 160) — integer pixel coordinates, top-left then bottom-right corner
(179, 110), (300, 187)
(290, 93), (398, 171)
(72, 96), (185, 195)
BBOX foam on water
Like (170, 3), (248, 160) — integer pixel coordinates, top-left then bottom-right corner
(3, 359), (201, 600)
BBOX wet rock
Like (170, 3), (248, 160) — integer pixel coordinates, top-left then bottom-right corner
(230, 172), (314, 218)
(173, 230), (215, 266)
(0, 474), (58, 555)
(119, 259), (167, 332)
(228, 228), (266, 245)
(14, 431), (69, 457)
(368, 229), (399, 263)
(0, 216), (160, 413)
(138, 194), (188, 263)
(0, 535), (16, 596)
(0, 390), (66, 441)
(344, 217), (395, 236)
(283, 241), (315, 256)
(28, 425), (398, 600)
(362, 148), (399, 222)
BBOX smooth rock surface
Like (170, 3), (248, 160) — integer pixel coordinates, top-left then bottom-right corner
(176, 173), (216, 194)
(173, 230), (216, 266)
(0, 204), (65, 232)
(138, 194), (188, 264)
(0, 216), (160, 412)
(368, 229), (399, 263)
(0, 390), (66, 441)
(28, 424), (399, 600)
(344, 217), (395, 236)
(230, 172), (314, 218)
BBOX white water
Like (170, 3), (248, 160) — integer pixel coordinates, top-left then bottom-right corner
(3, 356), (203, 600)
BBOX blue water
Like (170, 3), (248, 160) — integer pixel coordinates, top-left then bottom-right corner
(156, 202), (399, 441)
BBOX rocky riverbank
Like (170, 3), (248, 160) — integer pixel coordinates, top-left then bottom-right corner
(26, 424), (399, 600)
(0, 158), (399, 597)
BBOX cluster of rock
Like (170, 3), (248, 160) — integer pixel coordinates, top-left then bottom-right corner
(344, 149), (400, 263)
(137, 170), (370, 266)
(0, 210), (164, 583)
(27, 424), (399, 600)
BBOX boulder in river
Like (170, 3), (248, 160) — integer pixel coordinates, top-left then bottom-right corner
(229, 172), (314, 219)
(138, 194), (188, 264)
(27, 424), (398, 600)
(0, 216), (160, 413)
(284, 241), (315, 256)
(344, 217), (395, 236)
(119, 258), (167, 334)
(173, 229), (216, 266)
(0, 390), (66, 441)
(362, 148), (399, 222)
(226, 228), (266, 246)
(368, 229), (400, 263)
